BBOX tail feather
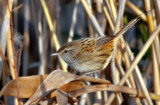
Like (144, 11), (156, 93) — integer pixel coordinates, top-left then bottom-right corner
(114, 16), (140, 40)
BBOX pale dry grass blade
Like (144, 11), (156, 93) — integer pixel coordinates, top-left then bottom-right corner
(96, 0), (102, 13)
(37, 12), (47, 75)
(113, 0), (126, 34)
(6, 0), (15, 80)
(0, 0), (13, 78)
(109, 0), (117, 22)
(87, 0), (94, 37)
(103, 6), (114, 31)
(7, 23), (16, 79)
(105, 0), (112, 19)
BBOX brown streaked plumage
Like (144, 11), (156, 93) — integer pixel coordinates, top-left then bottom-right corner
(52, 16), (140, 73)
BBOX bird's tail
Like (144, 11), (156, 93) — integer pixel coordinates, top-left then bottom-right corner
(114, 15), (140, 40)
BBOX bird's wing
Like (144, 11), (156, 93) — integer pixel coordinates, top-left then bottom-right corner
(79, 38), (96, 53)
(95, 36), (114, 49)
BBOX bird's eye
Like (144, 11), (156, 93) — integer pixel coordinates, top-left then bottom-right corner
(64, 50), (68, 53)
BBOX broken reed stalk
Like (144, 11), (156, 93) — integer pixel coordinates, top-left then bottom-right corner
(40, 0), (68, 72)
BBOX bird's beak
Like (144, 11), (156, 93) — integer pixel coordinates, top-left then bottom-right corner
(51, 53), (59, 56)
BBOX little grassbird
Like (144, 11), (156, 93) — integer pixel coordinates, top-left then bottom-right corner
(52, 16), (140, 73)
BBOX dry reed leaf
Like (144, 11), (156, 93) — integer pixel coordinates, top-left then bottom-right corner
(24, 70), (79, 105)
(0, 0), (14, 75)
(59, 80), (85, 93)
(39, 80), (85, 105)
(0, 70), (111, 104)
(44, 81), (85, 100)
(58, 81), (84, 104)
(0, 75), (47, 98)
(37, 79), (110, 104)
(56, 89), (68, 105)
(25, 70), (110, 104)
(1, 69), (160, 104)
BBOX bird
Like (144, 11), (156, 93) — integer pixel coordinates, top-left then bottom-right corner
(51, 16), (140, 74)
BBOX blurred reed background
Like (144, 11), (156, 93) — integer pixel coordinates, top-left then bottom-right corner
(0, 0), (160, 105)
